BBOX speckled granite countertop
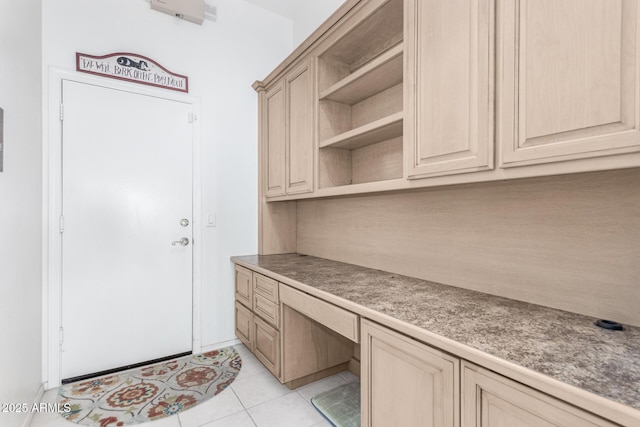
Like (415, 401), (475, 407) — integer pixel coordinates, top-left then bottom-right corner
(232, 253), (640, 413)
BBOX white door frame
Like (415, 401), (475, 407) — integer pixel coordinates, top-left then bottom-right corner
(42, 68), (203, 389)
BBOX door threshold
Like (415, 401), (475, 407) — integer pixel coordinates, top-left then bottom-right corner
(61, 351), (192, 385)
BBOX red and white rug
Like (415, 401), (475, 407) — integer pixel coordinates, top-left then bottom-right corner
(58, 347), (241, 426)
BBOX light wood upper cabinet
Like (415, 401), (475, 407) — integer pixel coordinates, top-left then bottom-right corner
(261, 60), (315, 199)
(498, 0), (640, 167)
(256, 0), (640, 201)
(286, 60), (315, 195)
(264, 82), (286, 197)
(405, 0), (495, 179)
(361, 319), (459, 427)
(462, 362), (620, 427)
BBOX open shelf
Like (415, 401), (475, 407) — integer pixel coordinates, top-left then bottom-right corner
(319, 112), (403, 150)
(320, 44), (403, 105)
(316, 0), (405, 191)
(319, 135), (403, 188)
(318, 0), (403, 79)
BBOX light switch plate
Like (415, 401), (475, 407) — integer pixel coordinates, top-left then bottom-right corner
(206, 212), (216, 227)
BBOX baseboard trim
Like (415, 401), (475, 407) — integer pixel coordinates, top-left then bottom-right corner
(22, 382), (45, 427)
(284, 362), (350, 390)
(201, 338), (241, 353)
(348, 357), (361, 377)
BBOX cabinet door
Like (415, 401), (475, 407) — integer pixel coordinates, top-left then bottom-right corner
(405, 0), (494, 179)
(498, 0), (640, 167)
(235, 265), (253, 309)
(361, 319), (459, 427)
(462, 362), (619, 427)
(264, 81), (286, 197)
(254, 315), (280, 378)
(235, 301), (253, 350)
(286, 60), (314, 195)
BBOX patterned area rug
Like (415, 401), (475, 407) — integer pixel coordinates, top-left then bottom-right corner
(58, 347), (241, 426)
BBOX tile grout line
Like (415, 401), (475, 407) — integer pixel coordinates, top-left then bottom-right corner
(229, 387), (257, 427)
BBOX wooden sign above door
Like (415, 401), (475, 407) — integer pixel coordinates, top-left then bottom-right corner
(76, 52), (189, 93)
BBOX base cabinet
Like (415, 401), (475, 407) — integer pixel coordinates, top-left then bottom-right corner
(462, 362), (619, 427)
(361, 319), (460, 427)
(235, 265), (253, 308)
(234, 301), (253, 350)
(253, 316), (280, 378)
(234, 264), (354, 387)
(234, 267), (282, 380)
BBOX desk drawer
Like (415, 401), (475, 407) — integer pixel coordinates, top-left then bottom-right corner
(280, 284), (359, 343)
(254, 292), (279, 327)
(253, 273), (279, 303)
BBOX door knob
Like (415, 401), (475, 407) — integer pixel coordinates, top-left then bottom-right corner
(172, 237), (190, 246)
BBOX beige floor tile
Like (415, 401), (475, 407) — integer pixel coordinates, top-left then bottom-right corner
(295, 374), (347, 403)
(28, 411), (70, 427)
(178, 388), (245, 427)
(233, 346), (269, 382)
(201, 410), (256, 427)
(247, 392), (324, 427)
(310, 419), (333, 427)
(140, 415), (182, 427)
(230, 371), (292, 409)
(40, 388), (59, 404)
(338, 370), (359, 383)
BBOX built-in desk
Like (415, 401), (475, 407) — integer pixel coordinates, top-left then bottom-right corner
(232, 253), (640, 427)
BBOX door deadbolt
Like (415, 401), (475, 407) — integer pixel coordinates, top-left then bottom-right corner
(180, 219), (189, 227)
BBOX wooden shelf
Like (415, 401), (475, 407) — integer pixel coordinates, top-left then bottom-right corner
(319, 112), (403, 150)
(320, 44), (403, 105)
(319, 0), (403, 71)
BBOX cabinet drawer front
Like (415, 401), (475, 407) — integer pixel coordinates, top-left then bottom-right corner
(253, 273), (279, 302)
(254, 292), (280, 327)
(254, 316), (280, 378)
(235, 301), (253, 350)
(235, 266), (253, 308)
(280, 284), (359, 342)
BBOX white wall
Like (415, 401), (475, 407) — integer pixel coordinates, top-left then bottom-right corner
(41, 0), (293, 373)
(244, 0), (345, 47)
(0, 0), (43, 425)
(290, 0), (345, 46)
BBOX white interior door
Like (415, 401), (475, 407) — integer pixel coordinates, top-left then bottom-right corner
(60, 80), (193, 380)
